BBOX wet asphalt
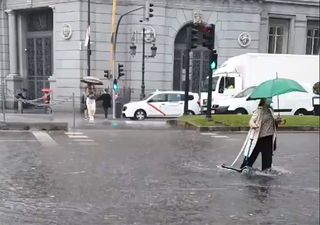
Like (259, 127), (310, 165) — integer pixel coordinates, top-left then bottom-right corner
(0, 123), (319, 225)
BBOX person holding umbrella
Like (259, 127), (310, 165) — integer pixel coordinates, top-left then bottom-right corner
(81, 76), (103, 122)
(240, 98), (282, 171)
(86, 84), (97, 122)
(239, 77), (306, 171)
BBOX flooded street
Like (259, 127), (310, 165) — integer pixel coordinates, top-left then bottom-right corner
(0, 129), (318, 225)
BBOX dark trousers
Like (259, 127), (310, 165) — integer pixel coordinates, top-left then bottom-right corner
(103, 105), (109, 118)
(240, 135), (273, 171)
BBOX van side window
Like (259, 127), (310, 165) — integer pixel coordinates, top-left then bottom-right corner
(149, 94), (167, 102)
(168, 94), (180, 102)
(181, 95), (194, 101)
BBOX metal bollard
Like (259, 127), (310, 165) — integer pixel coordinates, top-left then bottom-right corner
(18, 100), (23, 114)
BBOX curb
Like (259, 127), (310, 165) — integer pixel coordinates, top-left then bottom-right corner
(166, 119), (320, 132)
(0, 122), (68, 131)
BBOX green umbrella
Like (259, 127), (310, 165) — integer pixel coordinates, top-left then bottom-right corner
(247, 78), (307, 100)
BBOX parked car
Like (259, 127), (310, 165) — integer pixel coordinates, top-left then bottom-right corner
(122, 90), (201, 120)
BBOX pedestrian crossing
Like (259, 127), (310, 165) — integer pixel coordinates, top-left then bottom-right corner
(64, 131), (99, 146)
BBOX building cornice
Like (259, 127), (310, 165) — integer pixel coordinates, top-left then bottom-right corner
(264, 0), (319, 6)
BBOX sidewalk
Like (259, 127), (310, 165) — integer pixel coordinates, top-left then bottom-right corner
(0, 111), (119, 131)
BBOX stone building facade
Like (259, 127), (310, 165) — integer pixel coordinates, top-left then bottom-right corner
(0, 0), (319, 110)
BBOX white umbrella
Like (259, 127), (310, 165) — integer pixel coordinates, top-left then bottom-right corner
(81, 76), (103, 85)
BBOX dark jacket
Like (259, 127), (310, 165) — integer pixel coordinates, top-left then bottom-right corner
(96, 93), (111, 107)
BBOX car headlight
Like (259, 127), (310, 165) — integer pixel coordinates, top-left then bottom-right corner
(122, 106), (127, 111)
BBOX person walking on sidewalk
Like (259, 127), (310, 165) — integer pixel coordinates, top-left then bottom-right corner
(96, 88), (112, 119)
(86, 84), (96, 122)
(240, 98), (282, 171)
(81, 91), (88, 119)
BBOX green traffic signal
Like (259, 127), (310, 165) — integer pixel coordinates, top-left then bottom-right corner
(113, 79), (119, 92)
(210, 61), (216, 70)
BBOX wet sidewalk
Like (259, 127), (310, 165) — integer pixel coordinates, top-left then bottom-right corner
(0, 111), (171, 131)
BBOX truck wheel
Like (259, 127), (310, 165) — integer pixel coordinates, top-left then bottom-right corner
(134, 109), (147, 120)
(235, 108), (248, 115)
(294, 109), (308, 116)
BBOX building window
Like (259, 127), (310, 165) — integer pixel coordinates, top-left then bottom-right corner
(268, 18), (290, 54)
(306, 21), (320, 55)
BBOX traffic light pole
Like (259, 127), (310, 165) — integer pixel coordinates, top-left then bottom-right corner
(183, 49), (190, 115)
(206, 50), (216, 121)
(87, 0), (91, 77)
(140, 27), (146, 100)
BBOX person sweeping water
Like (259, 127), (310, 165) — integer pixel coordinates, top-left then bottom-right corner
(221, 77), (307, 172)
(239, 98), (282, 171)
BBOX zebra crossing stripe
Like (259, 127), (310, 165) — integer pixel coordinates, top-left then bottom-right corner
(65, 132), (83, 135)
(68, 135), (89, 139)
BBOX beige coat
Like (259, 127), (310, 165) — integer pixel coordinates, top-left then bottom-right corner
(242, 107), (277, 157)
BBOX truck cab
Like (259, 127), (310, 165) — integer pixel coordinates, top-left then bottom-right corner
(200, 72), (242, 113)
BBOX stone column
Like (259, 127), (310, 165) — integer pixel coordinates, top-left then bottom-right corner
(5, 10), (22, 109)
(6, 10), (19, 76)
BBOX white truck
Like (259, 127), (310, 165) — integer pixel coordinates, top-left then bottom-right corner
(200, 53), (320, 115)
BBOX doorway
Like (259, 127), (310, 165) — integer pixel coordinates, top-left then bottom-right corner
(25, 9), (53, 100)
(173, 24), (211, 93)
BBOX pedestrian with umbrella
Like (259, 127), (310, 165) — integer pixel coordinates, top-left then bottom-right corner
(81, 76), (103, 122)
(224, 77), (307, 172)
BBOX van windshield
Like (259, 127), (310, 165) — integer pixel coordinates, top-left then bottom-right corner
(201, 76), (219, 92)
(234, 86), (256, 98)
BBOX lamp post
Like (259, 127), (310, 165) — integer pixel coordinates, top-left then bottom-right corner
(87, 0), (91, 77)
(129, 27), (157, 100)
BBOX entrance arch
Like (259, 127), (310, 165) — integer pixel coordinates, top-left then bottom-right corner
(173, 23), (211, 93)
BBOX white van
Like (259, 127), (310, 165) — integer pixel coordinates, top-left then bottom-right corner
(215, 85), (317, 115)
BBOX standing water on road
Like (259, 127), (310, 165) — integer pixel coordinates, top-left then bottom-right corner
(0, 130), (318, 225)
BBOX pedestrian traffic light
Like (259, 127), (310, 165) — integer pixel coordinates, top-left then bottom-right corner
(145, 1), (154, 21)
(104, 70), (112, 79)
(202, 24), (215, 50)
(210, 50), (218, 70)
(118, 64), (125, 79)
(186, 25), (200, 50)
(113, 79), (119, 93)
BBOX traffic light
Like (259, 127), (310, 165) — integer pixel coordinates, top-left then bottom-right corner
(113, 79), (119, 93)
(118, 63), (124, 79)
(202, 24), (215, 50)
(104, 70), (111, 79)
(145, 1), (154, 21)
(186, 25), (200, 50)
(209, 50), (218, 70)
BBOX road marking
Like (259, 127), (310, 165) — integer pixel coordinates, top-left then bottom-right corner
(77, 142), (99, 146)
(211, 135), (229, 138)
(0, 140), (37, 142)
(65, 132), (99, 146)
(200, 132), (217, 136)
(32, 131), (58, 147)
(72, 139), (95, 142)
(65, 132), (83, 135)
(68, 135), (89, 139)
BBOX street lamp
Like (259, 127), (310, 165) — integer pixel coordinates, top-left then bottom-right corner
(129, 27), (157, 100)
